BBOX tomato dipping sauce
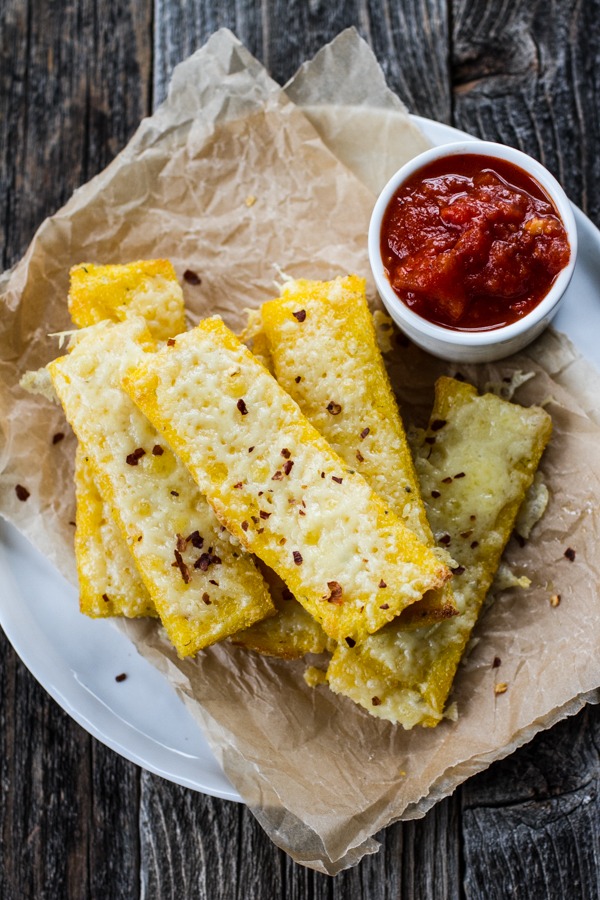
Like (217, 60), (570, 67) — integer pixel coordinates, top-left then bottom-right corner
(380, 154), (571, 331)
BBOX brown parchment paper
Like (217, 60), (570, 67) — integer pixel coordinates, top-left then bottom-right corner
(2, 27), (600, 874)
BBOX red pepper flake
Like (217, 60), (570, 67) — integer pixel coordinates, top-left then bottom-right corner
(233, 482), (243, 489)
(259, 510), (271, 519)
(52, 432), (65, 445)
(152, 445), (164, 456)
(379, 580), (387, 588)
(431, 419), (447, 432)
(470, 515), (476, 521)
(471, 540), (479, 549)
(493, 656), (502, 668)
(194, 551), (222, 571)
(451, 565), (465, 576)
(167, 338), (176, 347)
(332, 476), (343, 484)
(460, 530), (473, 539)
(115, 673), (127, 682)
(283, 460), (294, 475)
(209, 579), (218, 586)
(187, 531), (203, 549)
(371, 697), (382, 707)
(172, 549), (191, 584)
(360, 428), (370, 440)
(454, 372), (465, 382)
(380, 603), (389, 610)
(15, 484), (30, 501)
(514, 532), (526, 548)
(356, 450), (364, 463)
(69, 521), (76, 526)
(292, 309), (306, 322)
(301, 500), (306, 508)
(282, 588), (294, 601)
(345, 637), (356, 648)
(257, 528), (264, 534)
(298, 509), (306, 516)
(425, 437), (435, 445)
(258, 492), (263, 496)
(565, 547), (576, 562)
(202, 593), (211, 605)
(431, 490), (441, 498)
(293, 550), (303, 566)
(171, 491), (179, 497)
(281, 448), (291, 459)
(295, 376), (301, 383)
(439, 534), (451, 545)
(241, 521), (249, 532)
(237, 398), (248, 415)
(272, 471), (283, 481)
(321, 472), (325, 478)
(327, 401), (342, 415)
(454, 472), (466, 479)
(183, 269), (201, 285)
(176, 533), (187, 552)
(442, 477), (453, 484)
(248, 446), (255, 453)
(126, 448), (146, 466)
(102, 593), (110, 603)
(251, 516), (259, 524)
(324, 581), (343, 605)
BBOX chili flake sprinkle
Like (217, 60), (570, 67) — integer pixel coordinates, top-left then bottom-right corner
(442, 477), (453, 484)
(564, 547), (576, 562)
(183, 269), (201, 284)
(379, 580), (387, 588)
(188, 531), (203, 549)
(152, 445), (164, 456)
(126, 448), (146, 466)
(102, 593), (110, 603)
(202, 593), (211, 605)
(172, 549), (191, 584)
(439, 534), (451, 545)
(451, 565), (465, 576)
(237, 398), (248, 415)
(327, 401), (342, 415)
(52, 432), (65, 444)
(295, 376), (301, 383)
(493, 656), (502, 668)
(241, 521), (249, 532)
(176, 533), (187, 553)
(345, 637), (356, 648)
(233, 482), (243, 489)
(293, 550), (303, 566)
(259, 511), (271, 519)
(454, 472), (466, 479)
(324, 581), (343, 605)
(360, 427), (370, 439)
(171, 491), (179, 497)
(332, 476), (343, 484)
(292, 309), (306, 322)
(380, 603), (390, 610)
(115, 673), (127, 683)
(471, 540), (479, 549)
(272, 471), (283, 481)
(283, 460), (294, 475)
(281, 448), (291, 459)
(15, 484), (30, 501)
(248, 446), (255, 453)
(371, 697), (382, 707)
(167, 338), (176, 347)
(356, 450), (364, 462)
(431, 490), (441, 498)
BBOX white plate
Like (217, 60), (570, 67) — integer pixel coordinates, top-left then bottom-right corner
(1, 116), (599, 802)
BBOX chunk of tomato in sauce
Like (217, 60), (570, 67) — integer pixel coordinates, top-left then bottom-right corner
(380, 156), (570, 331)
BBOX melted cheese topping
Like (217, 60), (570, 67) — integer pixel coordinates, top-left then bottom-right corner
(327, 377), (552, 727)
(123, 317), (450, 646)
(49, 318), (273, 657)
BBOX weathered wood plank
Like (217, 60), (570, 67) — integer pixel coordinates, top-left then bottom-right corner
(152, 0), (451, 122)
(462, 704), (600, 900)
(452, 0), (600, 224)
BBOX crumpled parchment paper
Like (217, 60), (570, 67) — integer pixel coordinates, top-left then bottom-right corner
(1, 27), (600, 875)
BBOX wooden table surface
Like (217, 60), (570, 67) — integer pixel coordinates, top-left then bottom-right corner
(2, 1), (600, 897)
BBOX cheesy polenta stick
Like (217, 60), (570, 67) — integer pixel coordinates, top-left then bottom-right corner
(68, 259), (186, 341)
(75, 445), (156, 618)
(122, 317), (451, 648)
(48, 318), (274, 657)
(69, 259), (187, 619)
(327, 377), (552, 728)
(258, 274), (457, 628)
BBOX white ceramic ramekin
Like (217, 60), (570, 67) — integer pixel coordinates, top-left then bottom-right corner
(368, 140), (578, 362)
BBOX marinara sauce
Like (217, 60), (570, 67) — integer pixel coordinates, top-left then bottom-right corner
(380, 154), (571, 331)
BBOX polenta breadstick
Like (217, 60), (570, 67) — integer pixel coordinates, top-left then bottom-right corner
(75, 445), (156, 618)
(69, 259), (186, 618)
(327, 377), (552, 728)
(69, 259), (186, 341)
(48, 317), (274, 657)
(122, 317), (451, 647)
(257, 275), (457, 627)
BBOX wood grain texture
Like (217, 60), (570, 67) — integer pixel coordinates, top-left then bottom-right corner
(452, 0), (600, 225)
(152, 0), (450, 121)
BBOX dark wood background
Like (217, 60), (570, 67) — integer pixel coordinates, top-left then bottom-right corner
(2, 0), (600, 896)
